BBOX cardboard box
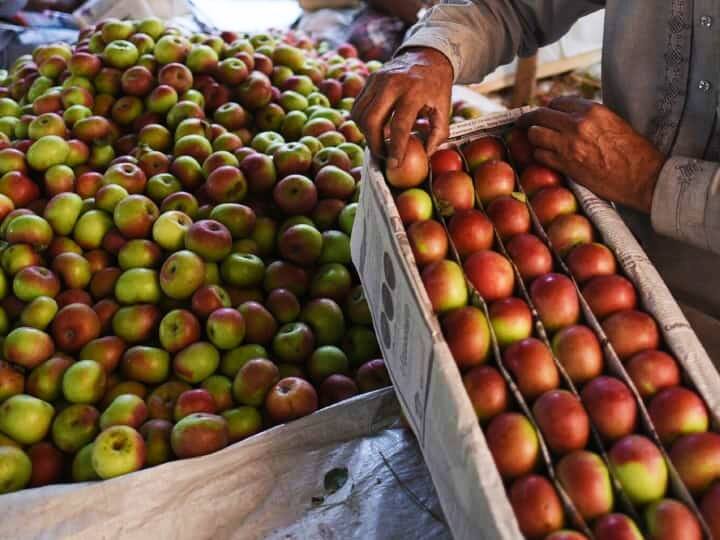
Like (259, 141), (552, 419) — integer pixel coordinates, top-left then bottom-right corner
(353, 108), (720, 538)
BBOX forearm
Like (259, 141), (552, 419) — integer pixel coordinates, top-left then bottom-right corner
(401, 0), (604, 84)
(651, 157), (720, 255)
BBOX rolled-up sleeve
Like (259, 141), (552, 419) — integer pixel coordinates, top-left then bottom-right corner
(651, 156), (720, 254)
(401, 0), (604, 84)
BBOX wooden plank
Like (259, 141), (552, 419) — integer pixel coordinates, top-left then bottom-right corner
(510, 54), (538, 107)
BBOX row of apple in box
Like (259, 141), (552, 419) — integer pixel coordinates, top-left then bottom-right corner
(438, 137), (663, 539)
(385, 129), (717, 539)
(393, 137), (634, 538)
(429, 137), (685, 539)
(473, 133), (717, 538)
(494, 129), (720, 538)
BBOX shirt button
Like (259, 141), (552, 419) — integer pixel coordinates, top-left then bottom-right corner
(699, 80), (712, 91)
(701, 15), (713, 27)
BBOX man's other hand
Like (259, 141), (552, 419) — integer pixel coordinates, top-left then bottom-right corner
(518, 97), (665, 213)
(352, 47), (453, 168)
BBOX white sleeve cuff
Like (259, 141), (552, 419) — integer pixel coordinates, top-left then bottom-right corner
(651, 156), (720, 254)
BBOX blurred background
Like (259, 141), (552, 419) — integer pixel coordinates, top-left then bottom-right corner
(0, 0), (603, 109)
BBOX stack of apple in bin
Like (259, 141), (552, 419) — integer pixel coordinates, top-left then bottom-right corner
(0, 18), (396, 494)
(387, 130), (720, 539)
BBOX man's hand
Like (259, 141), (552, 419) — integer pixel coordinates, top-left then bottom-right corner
(352, 47), (453, 169)
(517, 97), (666, 213)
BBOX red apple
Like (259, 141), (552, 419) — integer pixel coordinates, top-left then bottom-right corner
(649, 387), (709, 444)
(171, 413), (228, 459)
(319, 374), (358, 406)
(486, 195), (531, 239)
(273, 174), (317, 216)
(447, 209), (494, 257)
(442, 306), (490, 369)
(530, 187), (577, 226)
(548, 214), (594, 256)
(601, 309), (660, 360)
(103, 162), (147, 194)
(185, 219), (232, 263)
(582, 274), (637, 319)
(503, 337), (559, 400)
(581, 376), (637, 441)
(556, 450), (613, 520)
(486, 412), (539, 479)
(509, 474), (564, 539)
(700, 482), (720, 538)
(626, 350), (680, 398)
(671, 432), (720, 494)
(430, 148), (463, 175)
(421, 260), (468, 314)
(488, 297), (532, 348)
(551, 325), (603, 384)
(206, 165), (247, 203)
(121, 65), (154, 96)
(265, 377), (318, 423)
(520, 164), (562, 196)
(472, 160), (515, 204)
(462, 137), (505, 172)
(385, 135), (428, 188)
(505, 233), (553, 282)
(27, 442), (64, 487)
(432, 170), (474, 215)
(565, 242), (617, 283)
(0, 172), (40, 207)
(506, 128), (533, 169)
(529, 273), (579, 333)
(463, 250), (515, 302)
(355, 359), (391, 392)
(645, 498), (702, 540)
(407, 219), (448, 267)
(545, 532), (588, 540)
(609, 434), (668, 505)
(594, 514), (643, 540)
(462, 365), (507, 423)
(532, 389), (590, 454)
(395, 188), (433, 225)
(173, 389), (216, 421)
(51, 303), (101, 352)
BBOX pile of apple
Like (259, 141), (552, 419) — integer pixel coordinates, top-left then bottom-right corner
(0, 18), (390, 493)
(386, 129), (720, 539)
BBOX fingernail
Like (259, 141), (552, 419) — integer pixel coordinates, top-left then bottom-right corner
(387, 158), (399, 169)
